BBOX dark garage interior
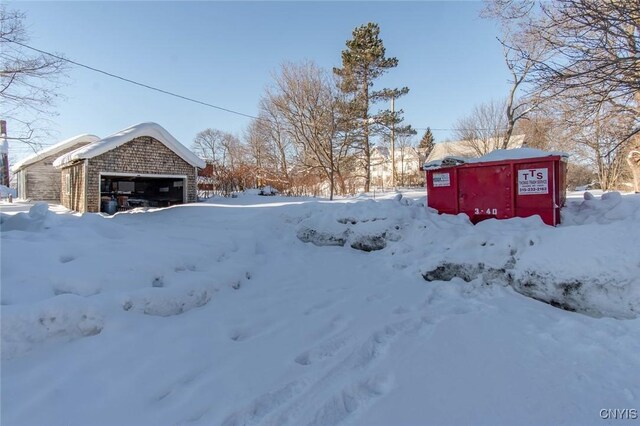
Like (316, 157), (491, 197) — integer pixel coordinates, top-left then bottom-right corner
(100, 175), (185, 213)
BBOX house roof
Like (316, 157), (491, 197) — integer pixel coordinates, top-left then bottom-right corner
(53, 122), (206, 169)
(425, 134), (526, 163)
(12, 134), (100, 171)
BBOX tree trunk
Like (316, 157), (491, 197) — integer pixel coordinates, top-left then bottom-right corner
(363, 73), (371, 192)
(628, 149), (640, 193)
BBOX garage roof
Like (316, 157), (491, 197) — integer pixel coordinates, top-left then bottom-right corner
(53, 122), (206, 169)
(13, 134), (100, 171)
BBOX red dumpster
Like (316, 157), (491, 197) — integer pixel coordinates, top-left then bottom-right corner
(424, 148), (568, 226)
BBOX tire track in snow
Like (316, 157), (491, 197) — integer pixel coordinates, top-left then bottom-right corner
(220, 318), (417, 426)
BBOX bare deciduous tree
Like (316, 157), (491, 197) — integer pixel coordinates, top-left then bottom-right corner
(192, 128), (245, 196)
(484, 0), (640, 189)
(453, 99), (509, 156)
(530, 0), (639, 144)
(483, 1), (548, 148)
(1, 5), (68, 149)
(263, 61), (349, 200)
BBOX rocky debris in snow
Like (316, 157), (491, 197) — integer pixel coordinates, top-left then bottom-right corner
(297, 203), (408, 252)
(297, 226), (349, 247)
(350, 233), (387, 252)
(422, 258), (516, 286)
(422, 262), (487, 283)
(512, 271), (638, 320)
(422, 260), (638, 319)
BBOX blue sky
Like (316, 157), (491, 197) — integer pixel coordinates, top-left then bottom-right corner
(10, 1), (510, 160)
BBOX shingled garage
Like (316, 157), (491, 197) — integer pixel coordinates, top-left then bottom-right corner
(12, 134), (100, 202)
(53, 122), (205, 213)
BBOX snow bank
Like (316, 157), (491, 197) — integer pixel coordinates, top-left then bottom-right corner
(0, 202), (50, 231)
(562, 191), (640, 224)
(1, 294), (104, 359)
(297, 192), (640, 319)
(1, 190), (639, 426)
(296, 195), (419, 252)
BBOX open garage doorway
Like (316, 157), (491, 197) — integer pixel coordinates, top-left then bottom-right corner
(100, 173), (187, 213)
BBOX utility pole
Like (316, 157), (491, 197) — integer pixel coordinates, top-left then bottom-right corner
(390, 96), (395, 189)
(0, 120), (9, 188)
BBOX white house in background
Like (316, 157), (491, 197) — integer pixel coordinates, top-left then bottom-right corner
(424, 135), (526, 164)
(370, 146), (422, 188)
(12, 134), (100, 201)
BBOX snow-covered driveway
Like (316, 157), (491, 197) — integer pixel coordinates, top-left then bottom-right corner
(2, 192), (639, 425)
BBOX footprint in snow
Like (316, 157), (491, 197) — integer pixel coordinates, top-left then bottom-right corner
(221, 380), (308, 426)
(294, 336), (349, 366)
(307, 374), (394, 426)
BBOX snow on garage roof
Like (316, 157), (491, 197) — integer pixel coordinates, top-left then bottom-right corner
(12, 134), (100, 171)
(53, 122), (205, 169)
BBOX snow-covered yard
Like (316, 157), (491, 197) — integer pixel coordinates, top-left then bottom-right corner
(1, 190), (639, 425)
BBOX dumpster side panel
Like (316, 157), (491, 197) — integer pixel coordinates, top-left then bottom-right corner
(514, 160), (557, 225)
(555, 159), (567, 224)
(557, 159), (567, 207)
(426, 168), (458, 215)
(457, 164), (513, 223)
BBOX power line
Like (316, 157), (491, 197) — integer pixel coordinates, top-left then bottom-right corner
(1, 36), (263, 122)
(414, 127), (509, 132)
(2, 37), (508, 135)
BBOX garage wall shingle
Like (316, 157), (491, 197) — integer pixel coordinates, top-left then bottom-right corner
(60, 162), (85, 211)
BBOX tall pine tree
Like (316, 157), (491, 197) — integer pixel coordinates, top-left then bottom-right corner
(334, 22), (409, 192)
(418, 127), (435, 163)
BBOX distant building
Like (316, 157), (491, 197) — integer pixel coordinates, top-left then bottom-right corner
(370, 146), (422, 188)
(425, 135), (526, 164)
(12, 134), (100, 201)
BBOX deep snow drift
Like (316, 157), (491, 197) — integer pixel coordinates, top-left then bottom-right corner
(1, 190), (639, 426)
